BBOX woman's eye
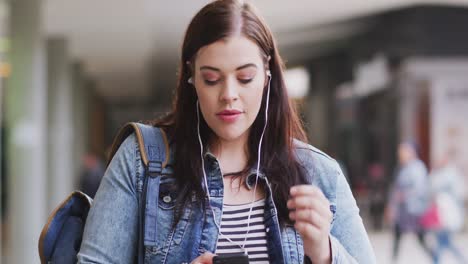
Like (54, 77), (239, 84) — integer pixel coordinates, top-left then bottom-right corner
(204, 79), (219, 85)
(239, 78), (253, 84)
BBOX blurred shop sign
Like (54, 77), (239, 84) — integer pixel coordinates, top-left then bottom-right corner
(353, 54), (390, 97)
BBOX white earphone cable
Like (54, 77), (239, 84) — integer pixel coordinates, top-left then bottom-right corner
(241, 73), (271, 249)
(196, 72), (272, 254)
(196, 100), (248, 255)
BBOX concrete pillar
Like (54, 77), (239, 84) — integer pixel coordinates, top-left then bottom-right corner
(304, 92), (329, 150)
(0, 0), (7, 112)
(6, 0), (47, 262)
(46, 38), (74, 211)
(72, 63), (90, 185)
(0, 0), (8, 201)
(304, 63), (333, 151)
(1, 4), (9, 263)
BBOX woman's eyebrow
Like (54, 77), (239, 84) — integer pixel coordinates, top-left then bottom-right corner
(199, 63), (258, 72)
(235, 63), (257, 71)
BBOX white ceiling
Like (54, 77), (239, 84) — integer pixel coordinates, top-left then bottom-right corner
(42, 0), (468, 101)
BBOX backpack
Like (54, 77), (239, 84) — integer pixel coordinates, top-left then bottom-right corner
(38, 122), (170, 264)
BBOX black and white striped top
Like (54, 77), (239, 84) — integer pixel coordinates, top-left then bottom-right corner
(215, 199), (269, 263)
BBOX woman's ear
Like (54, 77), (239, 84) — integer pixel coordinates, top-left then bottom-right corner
(264, 70), (271, 87)
(186, 60), (194, 85)
(263, 55), (272, 86)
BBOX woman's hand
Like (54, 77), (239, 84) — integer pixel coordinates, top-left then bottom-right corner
(288, 185), (333, 264)
(190, 252), (215, 264)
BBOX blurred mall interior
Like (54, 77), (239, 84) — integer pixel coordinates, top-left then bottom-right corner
(1, 0), (468, 263)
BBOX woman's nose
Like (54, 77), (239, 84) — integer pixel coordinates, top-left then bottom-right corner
(219, 77), (239, 103)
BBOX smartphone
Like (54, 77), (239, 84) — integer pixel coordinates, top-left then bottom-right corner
(212, 253), (250, 264)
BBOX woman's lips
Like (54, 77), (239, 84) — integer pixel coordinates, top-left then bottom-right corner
(216, 110), (243, 123)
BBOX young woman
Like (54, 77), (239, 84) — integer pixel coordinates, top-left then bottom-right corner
(77, 1), (375, 263)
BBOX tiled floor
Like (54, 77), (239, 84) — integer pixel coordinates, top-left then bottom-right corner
(369, 231), (468, 264)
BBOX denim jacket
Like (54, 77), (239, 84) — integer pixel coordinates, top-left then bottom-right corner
(77, 134), (376, 263)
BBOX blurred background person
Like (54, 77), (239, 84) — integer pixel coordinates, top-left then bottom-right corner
(79, 152), (105, 199)
(429, 150), (466, 264)
(386, 141), (432, 262)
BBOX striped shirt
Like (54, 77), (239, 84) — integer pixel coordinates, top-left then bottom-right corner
(215, 199), (269, 263)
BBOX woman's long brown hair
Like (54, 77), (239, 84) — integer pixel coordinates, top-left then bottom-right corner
(153, 0), (308, 226)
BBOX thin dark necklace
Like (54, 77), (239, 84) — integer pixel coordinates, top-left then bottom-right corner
(222, 170), (244, 177)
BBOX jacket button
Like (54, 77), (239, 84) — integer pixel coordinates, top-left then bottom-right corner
(163, 195), (172, 203)
(266, 227), (270, 232)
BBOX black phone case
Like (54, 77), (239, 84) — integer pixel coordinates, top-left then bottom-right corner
(212, 253), (250, 264)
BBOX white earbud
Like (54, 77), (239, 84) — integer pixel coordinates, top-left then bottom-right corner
(266, 70), (271, 78)
(188, 77), (193, 84)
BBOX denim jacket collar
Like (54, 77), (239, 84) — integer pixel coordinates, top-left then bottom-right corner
(203, 148), (266, 188)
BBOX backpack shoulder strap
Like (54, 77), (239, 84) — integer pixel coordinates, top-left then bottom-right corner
(108, 122), (170, 264)
(108, 122), (170, 169)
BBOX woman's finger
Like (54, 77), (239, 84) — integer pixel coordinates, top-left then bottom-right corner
(190, 252), (215, 264)
(287, 196), (330, 212)
(290, 185), (328, 200)
(290, 185), (320, 196)
(290, 185), (329, 204)
(288, 201), (331, 222)
(294, 221), (321, 240)
(290, 209), (331, 228)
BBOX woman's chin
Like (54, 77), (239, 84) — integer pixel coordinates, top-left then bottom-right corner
(213, 127), (248, 143)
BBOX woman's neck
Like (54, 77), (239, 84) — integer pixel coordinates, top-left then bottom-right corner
(209, 134), (249, 174)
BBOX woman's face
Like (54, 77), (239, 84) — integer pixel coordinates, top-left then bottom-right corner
(192, 36), (267, 144)
(398, 143), (415, 165)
